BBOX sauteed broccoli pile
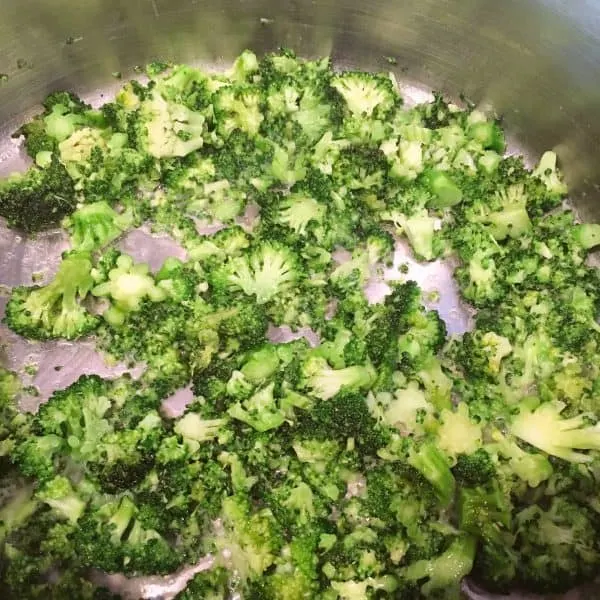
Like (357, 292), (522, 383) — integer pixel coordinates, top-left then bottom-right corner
(1, 50), (600, 599)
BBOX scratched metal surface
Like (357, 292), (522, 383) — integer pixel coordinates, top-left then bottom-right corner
(2, 0), (600, 597)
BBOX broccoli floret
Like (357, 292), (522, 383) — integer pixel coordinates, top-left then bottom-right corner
(399, 535), (476, 597)
(510, 398), (600, 463)
(298, 390), (386, 455)
(92, 253), (167, 325)
(138, 91), (206, 158)
(301, 355), (376, 401)
(154, 256), (203, 302)
(63, 201), (133, 251)
(331, 71), (397, 118)
(4, 251), (98, 340)
(74, 495), (182, 575)
(468, 183), (532, 241)
(452, 449), (496, 487)
(382, 209), (442, 261)
(210, 495), (284, 580)
(0, 156), (77, 232)
(35, 475), (87, 524)
(213, 84), (264, 139)
(515, 497), (600, 592)
(0, 367), (23, 448)
(273, 191), (326, 235)
(212, 242), (300, 304)
(531, 150), (568, 197)
(228, 383), (286, 432)
(407, 441), (456, 506)
(330, 230), (395, 291)
(174, 411), (229, 448)
(176, 567), (230, 599)
(14, 91), (92, 157)
(449, 330), (513, 381)
(184, 178), (247, 224)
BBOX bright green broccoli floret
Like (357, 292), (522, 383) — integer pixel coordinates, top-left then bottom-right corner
(137, 90), (206, 158)
(35, 475), (87, 524)
(331, 71), (397, 118)
(92, 254), (167, 325)
(301, 355), (376, 401)
(4, 251), (98, 340)
(228, 383), (286, 432)
(212, 242), (300, 304)
(407, 441), (456, 506)
(63, 201), (133, 251)
(400, 535), (476, 597)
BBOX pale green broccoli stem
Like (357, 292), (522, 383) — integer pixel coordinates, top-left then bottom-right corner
(382, 382), (433, 434)
(0, 486), (38, 543)
(218, 451), (258, 492)
(277, 193), (325, 234)
(36, 476), (87, 524)
(383, 139), (425, 181)
(491, 429), (553, 487)
(227, 244), (298, 304)
(64, 201), (133, 251)
(187, 179), (246, 223)
(479, 184), (532, 240)
(425, 170), (463, 208)
(142, 92), (205, 158)
(478, 150), (501, 174)
(510, 399), (600, 463)
(35, 150), (54, 168)
(330, 576), (398, 599)
(108, 496), (137, 543)
(271, 143), (307, 186)
(227, 383), (286, 432)
(573, 223), (600, 250)
(532, 150), (568, 195)
(59, 127), (106, 166)
(417, 356), (452, 411)
(383, 209), (438, 261)
(408, 441), (456, 506)
(24, 252), (95, 337)
(283, 482), (315, 524)
(44, 105), (84, 142)
(174, 413), (229, 450)
(304, 357), (376, 400)
(401, 535), (476, 596)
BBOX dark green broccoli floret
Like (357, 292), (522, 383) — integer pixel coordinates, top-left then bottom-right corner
(0, 156), (77, 233)
(452, 449), (496, 486)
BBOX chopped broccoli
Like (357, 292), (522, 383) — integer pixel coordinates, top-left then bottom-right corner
(3, 50), (600, 600)
(4, 251), (98, 339)
(0, 156), (77, 232)
(63, 201), (133, 251)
